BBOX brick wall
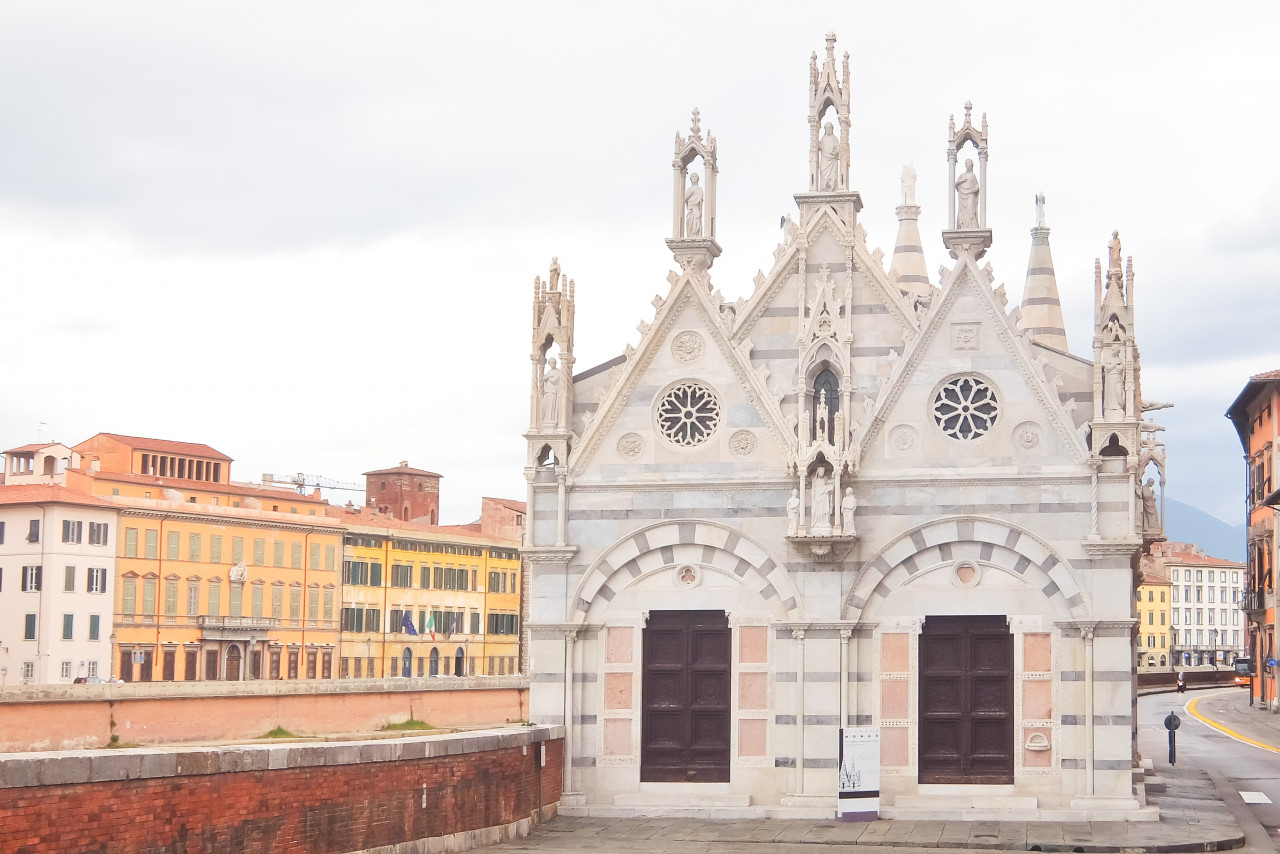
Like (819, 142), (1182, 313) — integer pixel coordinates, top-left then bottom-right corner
(0, 677), (528, 751)
(0, 727), (563, 854)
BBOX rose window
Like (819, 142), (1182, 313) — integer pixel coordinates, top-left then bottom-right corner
(932, 376), (999, 441)
(656, 381), (721, 446)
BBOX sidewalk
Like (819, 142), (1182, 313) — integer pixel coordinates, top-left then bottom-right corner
(492, 761), (1245, 853)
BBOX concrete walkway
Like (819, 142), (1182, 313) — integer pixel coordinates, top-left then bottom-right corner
(491, 760), (1244, 853)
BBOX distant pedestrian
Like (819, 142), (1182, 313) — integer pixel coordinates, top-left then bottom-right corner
(1176, 672), (1186, 693)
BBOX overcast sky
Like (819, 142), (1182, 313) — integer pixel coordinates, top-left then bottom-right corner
(1, 3), (1277, 528)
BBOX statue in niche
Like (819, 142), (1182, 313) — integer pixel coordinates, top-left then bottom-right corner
(1101, 345), (1125, 419)
(539, 356), (561, 428)
(548, 256), (560, 290)
(1103, 316), (1123, 343)
(684, 173), (704, 238)
(955, 158), (980, 228)
(786, 489), (801, 536)
(1137, 478), (1160, 534)
(841, 487), (856, 536)
(901, 163), (917, 205)
(815, 390), (830, 444)
(818, 122), (841, 191)
(810, 467), (833, 535)
(1035, 193), (1046, 228)
(1108, 230), (1122, 270)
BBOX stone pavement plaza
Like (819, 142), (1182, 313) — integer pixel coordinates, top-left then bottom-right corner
(489, 762), (1248, 853)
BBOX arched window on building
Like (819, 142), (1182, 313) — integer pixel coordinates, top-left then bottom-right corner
(812, 369), (839, 445)
(429, 647), (440, 676)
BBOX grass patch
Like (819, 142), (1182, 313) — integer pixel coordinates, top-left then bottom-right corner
(381, 718), (433, 731)
(262, 726), (297, 739)
(103, 734), (140, 749)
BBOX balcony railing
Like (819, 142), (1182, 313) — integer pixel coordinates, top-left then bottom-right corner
(195, 615), (280, 631)
(1241, 590), (1268, 612)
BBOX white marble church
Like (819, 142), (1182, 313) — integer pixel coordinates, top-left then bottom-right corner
(523, 34), (1166, 821)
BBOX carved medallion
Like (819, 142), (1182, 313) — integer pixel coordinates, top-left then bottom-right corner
(1013, 421), (1042, 452)
(729, 430), (757, 457)
(675, 564), (700, 588)
(952, 561), (983, 588)
(617, 433), (643, 458)
(889, 425), (917, 454)
(932, 375), (999, 441)
(671, 331), (705, 363)
(656, 381), (721, 446)
(951, 322), (980, 352)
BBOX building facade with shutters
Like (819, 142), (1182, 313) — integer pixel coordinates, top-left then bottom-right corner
(0, 484), (118, 685)
(524, 34), (1167, 820)
(67, 433), (344, 682)
(331, 503), (522, 680)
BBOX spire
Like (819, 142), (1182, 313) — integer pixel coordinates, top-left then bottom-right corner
(1017, 193), (1068, 351)
(889, 163), (931, 305)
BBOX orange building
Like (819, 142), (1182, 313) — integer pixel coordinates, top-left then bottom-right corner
(1227, 372), (1280, 709)
(68, 434), (345, 682)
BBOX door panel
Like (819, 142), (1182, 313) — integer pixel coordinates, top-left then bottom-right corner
(919, 615), (1013, 784)
(641, 610), (730, 783)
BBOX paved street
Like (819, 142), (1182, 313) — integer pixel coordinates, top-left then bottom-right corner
(487, 688), (1280, 853)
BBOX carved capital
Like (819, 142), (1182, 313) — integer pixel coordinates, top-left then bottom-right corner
(792, 628), (806, 642)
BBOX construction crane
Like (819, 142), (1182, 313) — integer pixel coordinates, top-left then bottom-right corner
(261, 472), (363, 495)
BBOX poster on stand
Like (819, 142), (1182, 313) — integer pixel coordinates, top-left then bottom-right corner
(837, 726), (880, 821)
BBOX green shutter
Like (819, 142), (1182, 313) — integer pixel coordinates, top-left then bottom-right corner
(125, 528), (138, 558)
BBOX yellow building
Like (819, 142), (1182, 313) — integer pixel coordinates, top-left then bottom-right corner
(68, 433), (344, 682)
(1136, 572), (1174, 671)
(330, 505), (522, 679)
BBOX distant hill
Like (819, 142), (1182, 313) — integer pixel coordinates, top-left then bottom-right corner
(1164, 498), (1246, 562)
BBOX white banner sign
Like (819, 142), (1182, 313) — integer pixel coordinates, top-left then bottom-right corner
(837, 726), (880, 820)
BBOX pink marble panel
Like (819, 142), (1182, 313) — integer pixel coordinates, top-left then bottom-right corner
(1022, 679), (1052, 720)
(880, 680), (909, 719)
(738, 718), (766, 756)
(881, 633), (909, 672)
(739, 626), (768, 663)
(606, 626), (633, 664)
(1023, 633), (1051, 672)
(881, 726), (909, 766)
(604, 718), (630, 755)
(604, 672), (633, 710)
(739, 672), (767, 709)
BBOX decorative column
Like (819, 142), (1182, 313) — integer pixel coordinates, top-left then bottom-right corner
(1081, 623), (1096, 796)
(1089, 459), (1101, 538)
(793, 628), (806, 795)
(555, 469), (568, 548)
(563, 627), (579, 794)
(671, 159), (684, 238)
(839, 627), (853, 729)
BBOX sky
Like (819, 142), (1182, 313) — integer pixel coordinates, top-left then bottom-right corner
(0, 2), (1277, 527)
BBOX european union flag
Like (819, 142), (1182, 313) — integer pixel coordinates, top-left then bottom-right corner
(401, 612), (419, 636)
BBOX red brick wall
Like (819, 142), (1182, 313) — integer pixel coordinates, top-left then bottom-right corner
(0, 736), (562, 854)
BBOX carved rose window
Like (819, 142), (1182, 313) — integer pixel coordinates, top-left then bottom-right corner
(656, 381), (721, 446)
(932, 376), (999, 441)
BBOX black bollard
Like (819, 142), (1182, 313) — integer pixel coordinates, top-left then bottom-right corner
(1164, 711), (1180, 766)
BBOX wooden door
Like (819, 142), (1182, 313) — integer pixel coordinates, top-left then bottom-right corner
(918, 615), (1014, 784)
(641, 610), (730, 783)
(139, 650), (154, 682)
(162, 650), (176, 681)
(226, 646), (241, 681)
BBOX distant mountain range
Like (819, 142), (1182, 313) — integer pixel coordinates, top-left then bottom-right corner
(1165, 498), (1246, 562)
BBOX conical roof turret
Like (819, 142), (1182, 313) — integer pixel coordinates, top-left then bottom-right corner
(889, 164), (931, 303)
(1017, 193), (1068, 352)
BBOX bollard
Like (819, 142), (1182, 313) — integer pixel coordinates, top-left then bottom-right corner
(1164, 711), (1180, 766)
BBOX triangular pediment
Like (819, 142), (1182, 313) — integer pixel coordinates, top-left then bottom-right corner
(569, 271), (791, 477)
(858, 253), (1088, 471)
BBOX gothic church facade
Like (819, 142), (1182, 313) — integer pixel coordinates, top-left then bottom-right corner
(523, 34), (1165, 820)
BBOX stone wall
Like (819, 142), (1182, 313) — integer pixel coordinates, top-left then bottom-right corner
(0, 676), (528, 751)
(0, 726), (563, 854)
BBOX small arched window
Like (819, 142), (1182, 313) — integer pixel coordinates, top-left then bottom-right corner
(429, 647), (440, 676)
(812, 369), (839, 445)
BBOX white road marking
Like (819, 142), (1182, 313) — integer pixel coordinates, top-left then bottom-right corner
(1239, 791), (1272, 804)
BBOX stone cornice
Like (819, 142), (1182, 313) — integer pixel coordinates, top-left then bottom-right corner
(118, 507), (342, 535)
(1080, 536), (1143, 557)
(556, 472), (1099, 494)
(522, 546), (578, 565)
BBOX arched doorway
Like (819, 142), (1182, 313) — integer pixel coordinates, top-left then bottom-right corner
(454, 647), (465, 677)
(401, 647), (412, 677)
(429, 647), (440, 676)
(226, 645), (242, 681)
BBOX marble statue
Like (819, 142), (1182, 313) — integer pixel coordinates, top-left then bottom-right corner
(786, 489), (800, 536)
(841, 487), (856, 536)
(540, 356), (560, 428)
(548, 256), (561, 290)
(810, 467), (833, 534)
(955, 158), (980, 228)
(818, 122), (840, 191)
(1035, 193), (1046, 228)
(1101, 345), (1125, 419)
(1137, 478), (1159, 534)
(684, 173), (704, 238)
(901, 163), (917, 206)
(1108, 231), (1122, 270)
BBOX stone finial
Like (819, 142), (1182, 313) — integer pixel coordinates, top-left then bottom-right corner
(689, 107), (702, 142)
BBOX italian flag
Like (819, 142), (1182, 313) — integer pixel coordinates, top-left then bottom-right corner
(425, 612), (436, 640)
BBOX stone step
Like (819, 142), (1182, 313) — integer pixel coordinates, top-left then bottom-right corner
(614, 792), (752, 808)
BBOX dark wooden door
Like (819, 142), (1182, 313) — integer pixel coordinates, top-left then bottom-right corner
(918, 615), (1014, 784)
(162, 650), (176, 681)
(641, 610), (730, 782)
